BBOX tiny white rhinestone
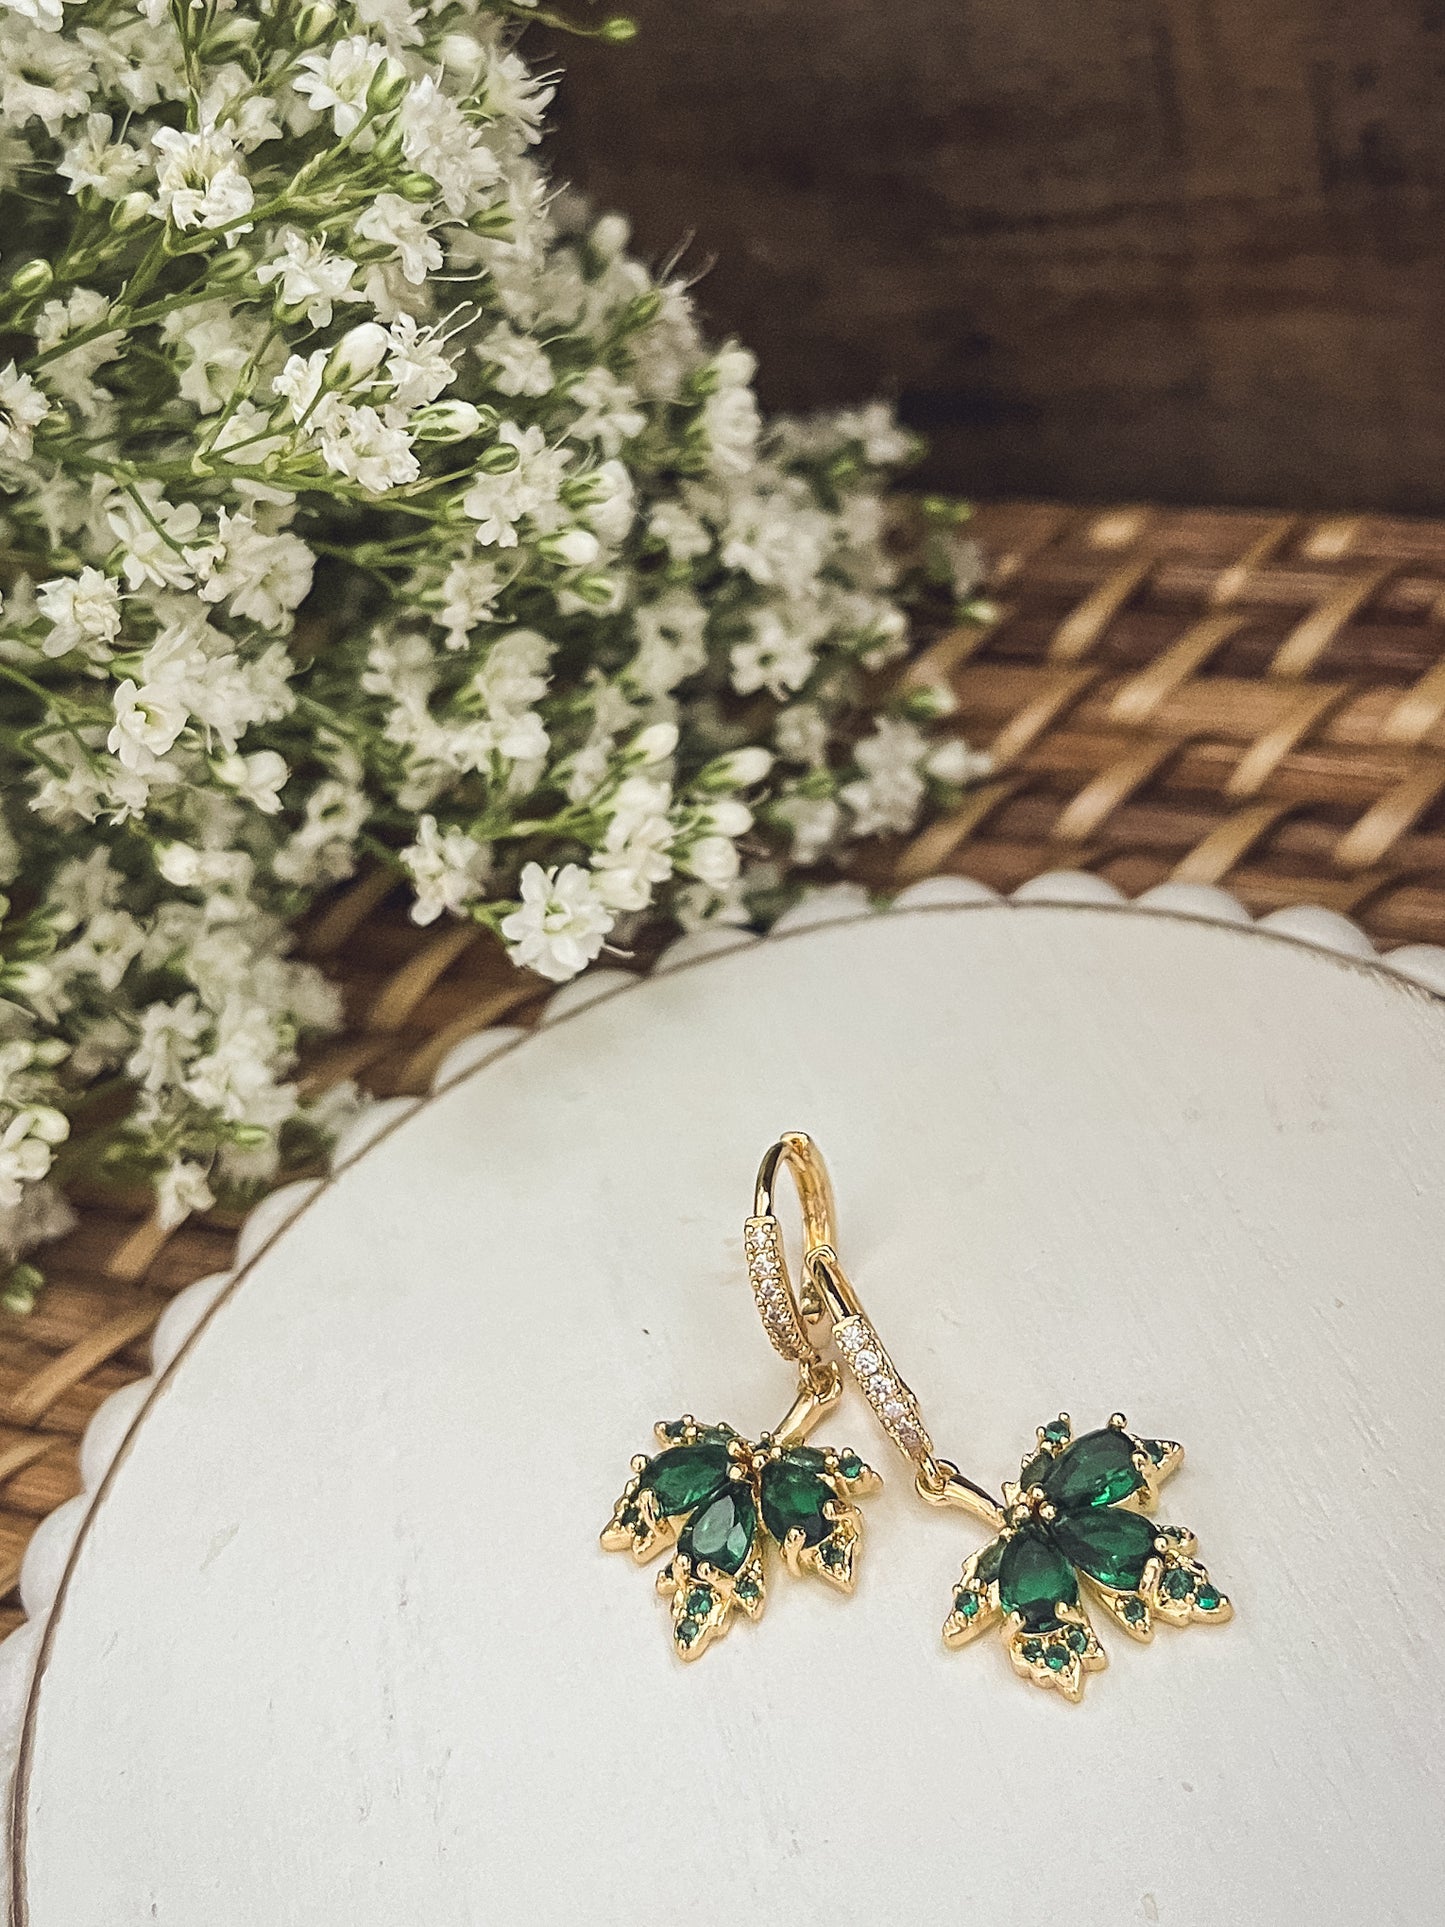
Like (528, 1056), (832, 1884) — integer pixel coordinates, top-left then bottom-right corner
(882, 1398), (906, 1422)
(868, 1375), (895, 1401)
(854, 1348), (880, 1374)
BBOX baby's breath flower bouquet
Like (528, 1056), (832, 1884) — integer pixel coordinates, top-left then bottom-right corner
(0, 0), (988, 1291)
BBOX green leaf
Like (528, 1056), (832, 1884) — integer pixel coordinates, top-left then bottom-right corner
(997, 1524), (1078, 1628)
(759, 1454), (834, 1548)
(678, 1481), (758, 1576)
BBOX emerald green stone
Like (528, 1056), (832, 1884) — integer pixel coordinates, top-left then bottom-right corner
(1197, 1584), (1221, 1612)
(660, 1419), (688, 1440)
(676, 1617), (701, 1646)
(779, 1447), (827, 1469)
(838, 1451), (864, 1480)
(1162, 1566), (1195, 1601)
(679, 1483), (758, 1575)
(1048, 1507), (1157, 1590)
(760, 1458), (833, 1547)
(955, 1589), (980, 1619)
(1064, 1625), (1088, 1653)
(618, 1503), (639, 1529)
(820, 1540), (846, 1569)
(685, 1587), (713, 1618)
(735, 1576), (761, 1603)
(1044, 1648), (1068, 1672)
(1021, 1637), (1043, 1661)
(1043, 1418), (1071, 1446)
(998, 1525), (1078, 1629)
(972, 1536), (1006, 1587)
(1144, 1437), (1174, 1465)
(1018, 1451), (1054, 1492)
(1042, 1428), (1143, 1511)
(1122, 1596), (1147, 1624)
(643, 1445), (732, 1516)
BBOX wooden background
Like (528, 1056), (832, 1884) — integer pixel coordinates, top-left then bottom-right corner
(545, 0), (1445, 511)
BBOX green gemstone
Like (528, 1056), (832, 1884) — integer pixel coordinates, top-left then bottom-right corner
(1048, 1507), (1157, 1590)
(686, 1587), (713, 1617)
(1018, 1451), (1053, 1491)
(972, 1536), (1006, 1587)
(779, 1447), (827, 1469)
(1021, 1637), (1043, 1661)
(1144, 1437), (1174, 1465)
(760, 1457), (834, 1548)
(679, 1483), (758, 1575)
(1122, 1596), (1147, 1624)
(1043, 1418), (1071, 1446)
(676, 1617), (701, 1646)
(1042, 1428), (1143, 1511)
(735, 1576), (761, 1603)
(820, 1540), (846, 1569)
(955, 1589), (980, 1619)
(1197, 1584), (1221, 1612)
(644, 1445), (732, 1516)
(838, 1451), (864, 1480)
(660, 1420), (688, 1440)
(1162, 1566), (1195, 1600)
(618, 1503), (639, 1529)
(1065, 1625), (1088, 1653)
(1045, 1648), (1068, 1672)
(998, 1525), (1078, 1629)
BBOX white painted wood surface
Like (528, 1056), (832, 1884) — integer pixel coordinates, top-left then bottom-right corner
(15, 900), (1445, 1927)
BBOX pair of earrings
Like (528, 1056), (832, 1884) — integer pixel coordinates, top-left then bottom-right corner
(602, 1132), (1232, 1701)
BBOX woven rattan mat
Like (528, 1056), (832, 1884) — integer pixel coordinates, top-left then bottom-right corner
(5, 497), (1445, 1636)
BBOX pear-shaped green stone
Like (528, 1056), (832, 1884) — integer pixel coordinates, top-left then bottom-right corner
(643, 1444), (732, 1516)
(1042, 1427), (1143, 1511)
(679, 1482), (758, 1575)
(1049, 1507), (1157, 1590)
(972, 1535), (1007, 1587)
(760, 1456), (833, 1546)
(997, 1525), (1078, 1628)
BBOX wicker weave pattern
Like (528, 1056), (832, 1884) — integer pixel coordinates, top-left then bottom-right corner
(5, 498), (1445, 1636)
(900, 503), (1445, 936)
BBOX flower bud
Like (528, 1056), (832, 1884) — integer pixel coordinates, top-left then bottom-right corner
(411, 401), (485, 443)
(619, 289), (663, 332)
(2, 1265), (42, 1317)
(7, 258), (52, 300)
(682, 834), (740, 889)
(569, 571), (619, 608)
(229, 1122), (274, 1148)
(111, 191), (153, 231)
(292, 0), (336, 47)
(476, 440), (522, 474)
(630, 721), (679, 765)
(371, 121), (406, 166)
(703, 799), (753, 837)
(396, 171), (439, 204)
(470, 201), (514, 239)
(14, 1105), (69, 1147)
(600, 15), (638, 41)
(202, 13), (255, 56)
(697, 745), (773, 789)
(326, 321), (390, 384)
(898, 680), (957, 722)
(207, 244), (255, 287)
(367, 54), (411, 113)
(536, 527), (601, 569)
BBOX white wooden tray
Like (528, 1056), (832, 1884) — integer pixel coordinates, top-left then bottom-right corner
(7, 880), (1445, 1926)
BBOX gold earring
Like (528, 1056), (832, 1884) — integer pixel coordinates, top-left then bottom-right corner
(601, 1132), (881, 1662)
(804, 1227), (1234, 1703)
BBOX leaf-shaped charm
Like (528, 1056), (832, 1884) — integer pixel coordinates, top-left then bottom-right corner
(997, 1524), (1079, 1628)
(677, 1479), (759, 1575)
(600, 1418), (739, 1564)
(1146, 1533), (1232, 1626)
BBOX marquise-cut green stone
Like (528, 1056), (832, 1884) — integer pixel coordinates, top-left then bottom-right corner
(760, 1459), (833, 1547)
(1048, 1507), (1157, 1590)
(1042, 1427), (1143, 1511)
(1018, 1450), (1054, 1492)
(680, 1484), (758, 1575)
(779, 1447), (827, 1470)
(644, 1445), (732, 1516)
(972, 1536), (1006, 1587)
(1162, 1566), (1195, 1600)
(998, 1525), (1078, 1628)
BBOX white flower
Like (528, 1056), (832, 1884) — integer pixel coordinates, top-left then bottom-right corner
(924, 737), (993, 786)
(105, 486), (217, 591)
(435, 556), (502, 648)
(680, 833), (740, 890)
(0, 1107), (69, 1213)
(730, 607), (817, 699)
(355, 192), (442, 285)
(477, 320), (553, 398)
(591, 772), (674, 912)
(2, 0), (68, 32)
(151, 121), (254, 238)
(256, 228), (360, 327)
(775, 701), (830, 767)
(461, 423), (571, 548)
(126, 996), (207, 1094)
(400, 814), (492, 925)
(293, 35), (387, 136)
(647, 501), (712, 562)
(566, 366), (645, 455)
(107, 677), (189, 772)
(155, 1159), (214, 1230)
(57, 111), (143, 198)
(839, 717), (929, 837)
(773, 792), (841, 865)
(700, 346), (762, 474)
(212, 749), (289, 814)
(398, 74), (501, 216)
(500, 862), (614, 982)
(317, 403), (419, 493)
(0, 361), (50, 462)
(200, 509), (314, 627)
(629, 590), (708, 697)
(35, 567), (121, 659)
(383, 314), (455, 408)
